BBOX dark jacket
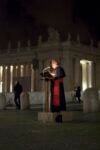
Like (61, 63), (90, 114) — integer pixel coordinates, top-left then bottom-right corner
(14, 82), (23, 96)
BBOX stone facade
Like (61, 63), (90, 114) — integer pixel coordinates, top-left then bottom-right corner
(0, 29), (100, 93)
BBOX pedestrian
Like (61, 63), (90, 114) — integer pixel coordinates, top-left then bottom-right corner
(13, 81), (23, 109)
(75, 86), (81, 103)
(49, 59), (66, 113)
(42, 59), (66, 122)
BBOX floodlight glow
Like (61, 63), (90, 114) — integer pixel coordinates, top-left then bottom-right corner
(20, 65), (24, 77)
(10, 65), (13, 92)
(80, 60), (92, 91)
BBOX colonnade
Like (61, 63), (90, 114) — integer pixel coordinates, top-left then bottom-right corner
(63, 56), (95, 91)
(0, 64), (35, 93)
(0, 58), (97, 93)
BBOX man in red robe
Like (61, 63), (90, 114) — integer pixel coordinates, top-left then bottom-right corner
(49, 59), (66, 112)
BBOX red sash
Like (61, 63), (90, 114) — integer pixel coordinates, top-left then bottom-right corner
(53, 78), (63, 106)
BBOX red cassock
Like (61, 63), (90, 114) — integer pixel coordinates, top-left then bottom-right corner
(50, 66), (66, 112)
(52, 78), (63, 106)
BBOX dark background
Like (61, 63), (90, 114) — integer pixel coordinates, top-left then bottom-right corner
(0, 0), (99, 48)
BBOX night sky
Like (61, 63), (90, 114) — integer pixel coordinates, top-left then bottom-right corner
(74, 0), (100, 39)
(0, 0), (99, 48)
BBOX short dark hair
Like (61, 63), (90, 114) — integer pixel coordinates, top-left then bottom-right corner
(51, 58), (60, 65)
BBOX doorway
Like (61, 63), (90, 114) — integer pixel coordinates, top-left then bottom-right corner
(80, 60), (92, 91)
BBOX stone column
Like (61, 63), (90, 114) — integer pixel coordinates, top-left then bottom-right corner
(32, 69), (36, 91)
(20, 65), (24, 77)
(24, 64), (31, 92)
(27, 64), (31, 91)
(2, 66), (5, 93)
(25, 64), (29, 76)
(81, 62), (87, 91)
(12, 65), (16, 90)
(10, 65), (14, 92)
(85, 62), (92, 89)
(18, 65), (21, 78)
(28, 64), (31, 77)
(95, 61), (100, 89)
(31, 66), (38, 91)
(63, 56), (75, 91)
(22, 64), (25, 77)
(15, 65), (18, 77)
(0, 93), (6, 110)
(39, 60), (45, 91)
(91, 61), (96, 88)
(7, 66), (10, 92)
(34, 69), (38, 91)
(86, 62), (89, 88)
(4, 66), (8, 93)
(24, 64), (31, 77)
(14, 65), (20, 80)
(0, 66), (3, 93)
(31, 64), (34, 92)
(75, 58), (82, 87)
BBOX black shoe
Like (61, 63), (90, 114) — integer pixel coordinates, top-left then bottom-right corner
(16, 106), (20, 109)
(55, 115), (62, 123)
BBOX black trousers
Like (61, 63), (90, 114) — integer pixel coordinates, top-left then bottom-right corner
(14, 94), (20, 109)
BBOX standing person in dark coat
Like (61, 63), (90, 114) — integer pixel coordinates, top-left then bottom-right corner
(13, 81), (23, 109)
(75, 86), (81, 103)
(49, 59), (66, 113)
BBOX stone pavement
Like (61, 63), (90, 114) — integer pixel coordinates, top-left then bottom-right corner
(0, 103), (100, 150)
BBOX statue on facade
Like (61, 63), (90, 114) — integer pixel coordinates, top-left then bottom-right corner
(55, 30), (60, 42)
(7, 41), (11, 53)
(76, 34), (80, 45)
(27, 40), (31, 47)
(66, 32), (71, 46)
(67, 32), (71, 41)
(27, 40), (31, 51)
(48, 27), (60, 43)
(98, 41), (100, 48)
(90, 39), (94, 48)
(48, 27), (54, 42)
(38, 35), (42, 46)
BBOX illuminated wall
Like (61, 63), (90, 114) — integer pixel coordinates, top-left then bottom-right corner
(80, 60), (92, 91)
(0, 64), (35, 93)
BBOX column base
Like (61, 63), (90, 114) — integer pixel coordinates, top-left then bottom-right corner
(61, 111), (83, 121)
(38, 111), (83, 123)
(38, 112), (57, 123)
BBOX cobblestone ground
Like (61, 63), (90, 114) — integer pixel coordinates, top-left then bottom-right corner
(0, 103), (100, 150)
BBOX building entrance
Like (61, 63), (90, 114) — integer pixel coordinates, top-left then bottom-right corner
(80, 60), (92, 91)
